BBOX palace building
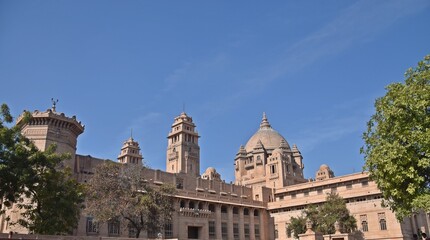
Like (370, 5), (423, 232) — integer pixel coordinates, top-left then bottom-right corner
(1, 105), (429, 240)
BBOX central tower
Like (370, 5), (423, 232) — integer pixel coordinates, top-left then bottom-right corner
(166, 112), (200, 177)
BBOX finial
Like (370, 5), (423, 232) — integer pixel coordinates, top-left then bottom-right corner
(260, 112), (271, 129)
(51, 98), (58, 112)
(130, 129), (133, 140)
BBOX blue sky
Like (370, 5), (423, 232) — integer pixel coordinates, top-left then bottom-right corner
(1, 0), (429, 182)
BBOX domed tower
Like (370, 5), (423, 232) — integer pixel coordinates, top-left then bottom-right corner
(201, 167), (221, 181)
(166, 112), (200, 177)
(235, 113), (306, 188)
(17, 101), (84, 171)
(315, 164), (334, 181)
(117, 136), (143, 165)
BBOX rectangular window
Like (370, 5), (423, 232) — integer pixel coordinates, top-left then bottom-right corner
(270, 165), (276, 174)
(86, 217), (98, 234)
(362, 181), (368, 187)
(317, 189), (323, 195)
(233, 223), (240, 240)
(255, 225), (260, 240)
(209, 221), (216, 239)
(244, 224), (250, 240)
(165, 223), (173, 238)
(275, 224), (279, 239)
(346, 183), (352, 189)
(291, 193), (296, 199)
(176, 178), (184, 189)
(222, 222), (228, 240)
(304, 191), (309, 196)
(108, 219), (120, 236)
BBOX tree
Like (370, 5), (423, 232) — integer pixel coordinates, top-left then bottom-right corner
(362, 55), (430, 220)
(0, 103), (85, 234)
(287, 215), (306, 239)
(16, 160), (85, 235)
(85, 161), (176, 238)
(287, 193), (357, 236)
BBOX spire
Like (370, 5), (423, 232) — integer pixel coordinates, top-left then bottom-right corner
(237, 145), (246, 154)
(260, 112), (271, 129)
(279, 139), (289, 149)
(254, 139), (264, 149)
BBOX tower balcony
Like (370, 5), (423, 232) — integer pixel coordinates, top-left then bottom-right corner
(245, 162), (255, 170)
(168, 152), (178, 160)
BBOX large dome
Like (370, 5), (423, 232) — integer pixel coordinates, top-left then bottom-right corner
(245, 113), (291, 152)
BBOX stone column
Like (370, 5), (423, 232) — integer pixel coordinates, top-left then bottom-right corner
(249, 209), (255, 240)
(239, 207), (245, 240)
(426, 213), (430, 235)
(173, 200), (180, 238)
(259, 209), (266, 240)
(228, 206), (234, 240)
(216, 204), (222, 240)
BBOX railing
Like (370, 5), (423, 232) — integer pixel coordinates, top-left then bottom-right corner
(176, 189), (266, 208)
(179, 208), (212, 218)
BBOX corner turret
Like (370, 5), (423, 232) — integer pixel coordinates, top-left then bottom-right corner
(17, 103), (84, 171)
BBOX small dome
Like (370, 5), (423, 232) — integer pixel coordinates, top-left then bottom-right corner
(319, 164), (329, 170)
(245, 113), (291, 152)
(202, 167), (221, 181)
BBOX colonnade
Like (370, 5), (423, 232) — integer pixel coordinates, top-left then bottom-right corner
(174, 198), (268, 240)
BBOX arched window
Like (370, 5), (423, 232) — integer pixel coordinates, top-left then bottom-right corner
(362, 221), (368, 232)
(244, 208), (249, 215)
(379, 219), (387, 230)
(180, 200), (185, 208)
(189, 201), (195, 209)
(254, 210), (259, 216)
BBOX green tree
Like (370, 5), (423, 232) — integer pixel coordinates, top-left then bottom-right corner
(85, 161), (176, 238)
(287, 215), (306, 239)
(362, 55), (430, 220)
(314, 193), (356, 234)
(0, 103), (85, 234)
(287, 193), (356, 236)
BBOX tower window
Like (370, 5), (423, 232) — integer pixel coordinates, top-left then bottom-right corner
(270, 165), (276, 174)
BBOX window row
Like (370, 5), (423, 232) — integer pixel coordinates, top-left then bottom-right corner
(360, 213), (387, 232)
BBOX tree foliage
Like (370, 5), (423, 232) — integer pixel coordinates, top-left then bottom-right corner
(287, 193), (357, 237)
(362, 55), (430, 220)
(85, 161), (176, 238)
(0, 103), (85, 234)
(287, 215), (306, 239)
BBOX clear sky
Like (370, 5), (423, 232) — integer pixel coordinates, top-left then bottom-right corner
(1, 1), (429, 182)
